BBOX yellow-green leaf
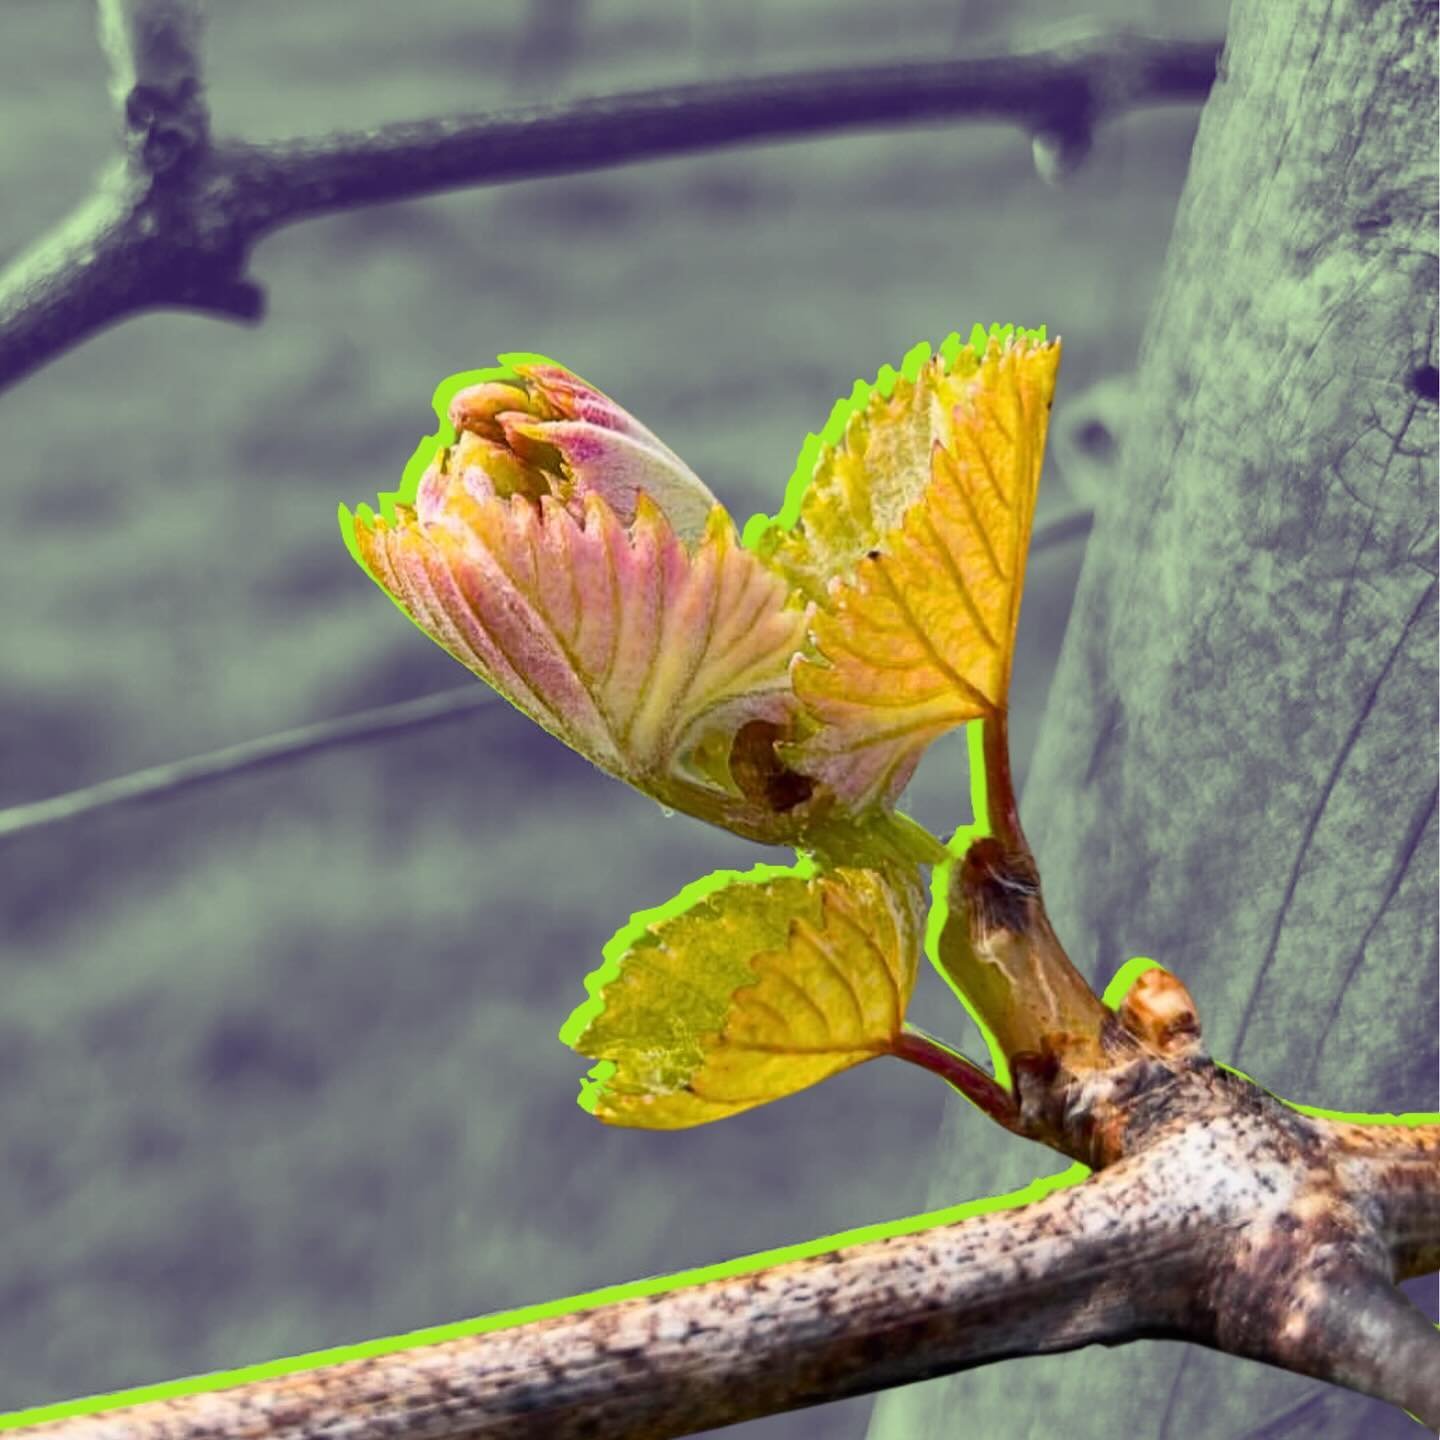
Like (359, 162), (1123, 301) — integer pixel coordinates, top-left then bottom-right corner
(781, 333), (1062, 809)
(563, 863), (926, 1128)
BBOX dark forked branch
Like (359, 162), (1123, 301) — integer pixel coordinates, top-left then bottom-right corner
(0, 0), (1217, 394)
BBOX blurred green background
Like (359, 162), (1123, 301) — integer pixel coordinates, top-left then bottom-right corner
(0, 0), (1271, 1433)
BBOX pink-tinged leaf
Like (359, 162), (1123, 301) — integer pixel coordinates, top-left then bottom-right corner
(351, 470), (816, 839)
(476, 356), (722, 544)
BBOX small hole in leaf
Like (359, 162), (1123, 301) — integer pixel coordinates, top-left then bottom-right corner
(729, 720), (813, 813)
(1409, 364), (1438, 402)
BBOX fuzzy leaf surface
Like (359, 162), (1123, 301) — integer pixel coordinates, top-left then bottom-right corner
(564, 864), (927, 1128)
(351, 476), (812, 835)
(781, 335), (1062, 809)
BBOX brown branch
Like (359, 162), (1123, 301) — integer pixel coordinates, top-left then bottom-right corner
(1319, 1117), (1440, 1281)
(0, 1152), (1204, 1439)
(1276, 1270), (1440, 1426)
(0, 686), (498, 843)
(0, 16), (1217, 393)
(1216, 1253), (1440, 1427)
(11, 1048), (1438, 1437)
(0, 704), (1432, 1439)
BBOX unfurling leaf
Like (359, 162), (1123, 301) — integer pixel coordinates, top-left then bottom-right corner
(343, 332), (1062, 1135)
(562, 862), (927, 1128)
(341, 358), (819, 843)
(476, 356), (723, 544)
(775, 330), (1061, 810)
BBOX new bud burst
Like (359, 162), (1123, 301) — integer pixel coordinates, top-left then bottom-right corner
(341, 356), (822, 846)
(341, 329), (1066, 1129)
(444, 361), (722, 543)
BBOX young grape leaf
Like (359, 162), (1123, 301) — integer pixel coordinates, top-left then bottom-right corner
(346, 421), (815, 839)
(494, 356), (723, 544)
(561, 862), (927, 1128)
(778, 333), (1062, 810)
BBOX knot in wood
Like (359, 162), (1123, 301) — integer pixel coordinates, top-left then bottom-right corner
(1116, 967), (1204, 1059)
(123, 77), (209, 176)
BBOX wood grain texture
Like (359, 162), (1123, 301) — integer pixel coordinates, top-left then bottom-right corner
(868, 0), (1439, 1435)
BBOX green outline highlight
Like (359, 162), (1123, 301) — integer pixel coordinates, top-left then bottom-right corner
(0, 1161), (1090, 1431)
(1097, 960), (1439, 1127)
(337, 351), (558, 610)
(11, 334), (1431, 1431)
(338, 323), (1048, 575)
(923, 719), (1016, 1091)
(740, 321), (1046, 552)
(558, 853), (820, 1113)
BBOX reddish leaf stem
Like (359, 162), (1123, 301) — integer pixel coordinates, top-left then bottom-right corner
(894, 1023), (1022, 1131)
(982, 711), (1027, 854)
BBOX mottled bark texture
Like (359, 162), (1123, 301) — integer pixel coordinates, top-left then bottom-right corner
(869, 1), (1439, 1437)
(10, 1154), (1198, 1440)
(17, 1003), (1436, 1438)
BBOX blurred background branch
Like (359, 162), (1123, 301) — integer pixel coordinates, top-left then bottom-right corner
(0, 1), (1217, 394)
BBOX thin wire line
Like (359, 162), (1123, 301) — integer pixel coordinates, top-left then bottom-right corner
(0, 685), (500, 842)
